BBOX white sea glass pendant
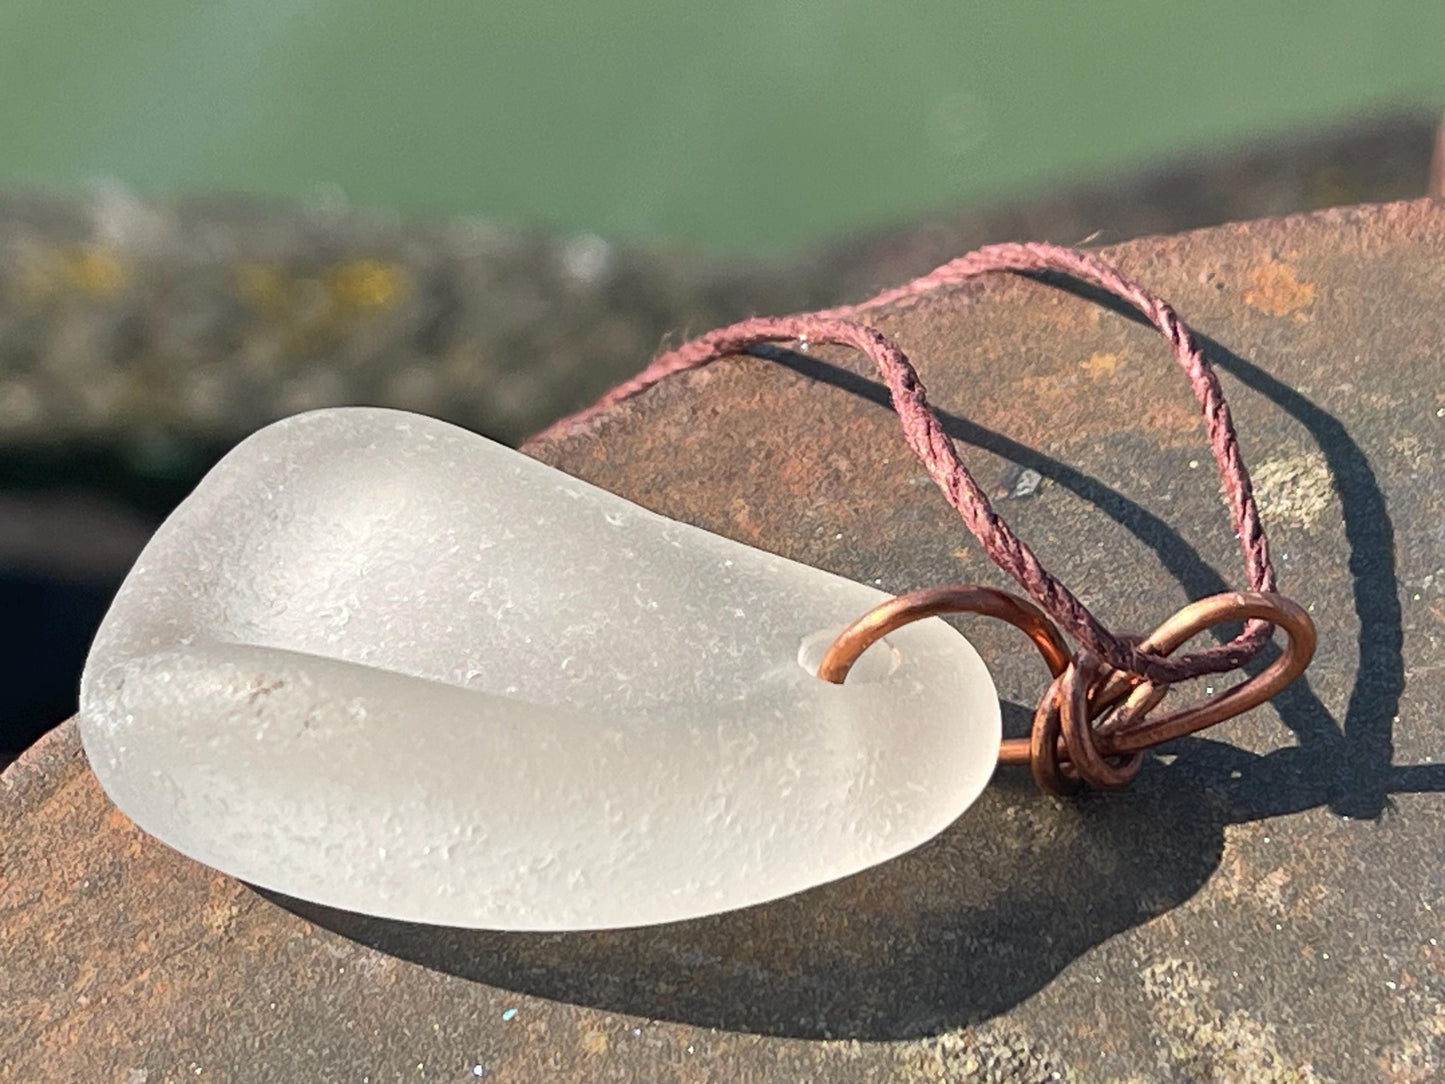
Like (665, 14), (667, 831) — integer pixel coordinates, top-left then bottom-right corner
(79, 407), (1001, 930)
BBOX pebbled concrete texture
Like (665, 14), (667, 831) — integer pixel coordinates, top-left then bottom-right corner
(0, 112), (1433, 455)
(5, 199), (1445, 1081)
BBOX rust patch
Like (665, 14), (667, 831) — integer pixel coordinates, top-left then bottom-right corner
(980, 366), (1202, 451)
(1141, 399), (1205, 446)
(105, 806), (134, 833)
(1243, 261), (1315, 317)
(1081, 352), (1121, 378)
(728, 497), (764, 541)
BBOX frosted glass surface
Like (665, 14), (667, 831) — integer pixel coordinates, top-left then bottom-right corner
(79, 408), (1000, 930)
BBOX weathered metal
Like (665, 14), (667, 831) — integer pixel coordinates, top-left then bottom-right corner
(6, 200), (1445, 1081)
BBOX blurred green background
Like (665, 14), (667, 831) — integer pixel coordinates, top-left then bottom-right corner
(1, 1), (1441, 255)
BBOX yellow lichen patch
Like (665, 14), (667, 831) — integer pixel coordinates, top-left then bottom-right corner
(17, 245), (128, 299)
(324, 258), (406, 310)
(1250, 452), (1335, 529)
(66, 246), (128, 296)
(897, 1026), (1067, 1083)
(234, 263), (292, 309)
(579, 1027), (609, 1056)
(1244, 262), (1315, 318)
(1081, 351), (1121, 378)
(1142, 958), (1324, 1084)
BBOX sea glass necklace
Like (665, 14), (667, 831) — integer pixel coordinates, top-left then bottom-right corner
(77, 242), (1315, 931)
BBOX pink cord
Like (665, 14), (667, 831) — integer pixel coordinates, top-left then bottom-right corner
(537, 242), (1275, 684)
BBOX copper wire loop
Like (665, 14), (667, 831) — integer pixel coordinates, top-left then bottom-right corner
(816, 585), (1071, 683)
(819, 586), (1316, 795)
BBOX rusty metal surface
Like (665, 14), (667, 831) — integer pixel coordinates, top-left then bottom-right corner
(6, 200), (1445, 1081)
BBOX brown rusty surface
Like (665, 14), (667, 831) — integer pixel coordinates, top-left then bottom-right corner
(6, 200), (1445, 1082)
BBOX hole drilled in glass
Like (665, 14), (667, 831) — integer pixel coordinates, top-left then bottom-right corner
(797, 627), (901, 684)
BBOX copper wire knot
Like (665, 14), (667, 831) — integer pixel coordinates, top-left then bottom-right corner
(817, 586), (1316, 795)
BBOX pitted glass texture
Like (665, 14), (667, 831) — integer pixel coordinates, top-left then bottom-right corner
(79, 408), (1000, 929)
